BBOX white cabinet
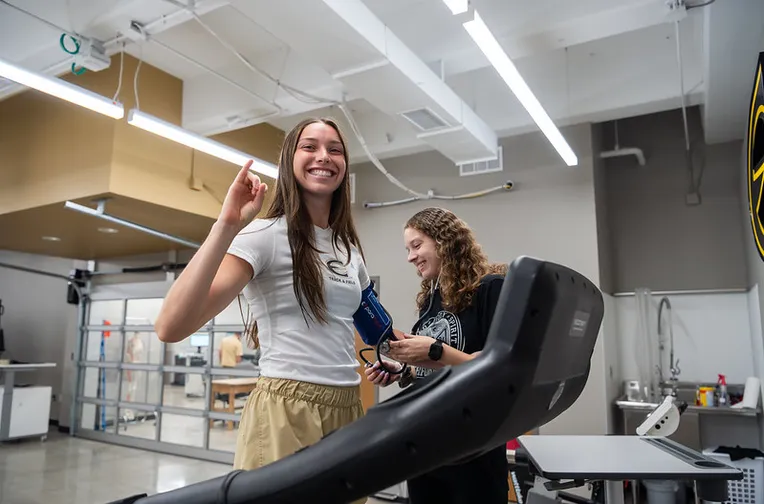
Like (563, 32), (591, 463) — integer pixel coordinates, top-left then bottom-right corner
(0, 386), (52, 439)
(0, 363), (56, 441)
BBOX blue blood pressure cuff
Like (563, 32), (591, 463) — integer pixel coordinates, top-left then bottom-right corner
(353, 282), (393, 346)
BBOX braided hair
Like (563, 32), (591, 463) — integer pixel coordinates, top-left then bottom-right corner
(405, 207), (507, 314)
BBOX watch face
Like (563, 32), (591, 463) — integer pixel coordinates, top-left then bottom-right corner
(429, 341), (443, 360)
(747, 51), (764, 261)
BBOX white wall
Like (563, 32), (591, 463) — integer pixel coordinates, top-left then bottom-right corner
(615, 292), (755, 386)
(353, 123), (614, 436)
(0, 250), (82, 425)
(747, 286), (764, 405)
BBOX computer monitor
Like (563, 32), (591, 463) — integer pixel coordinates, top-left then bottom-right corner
(189, 333), (209, 348)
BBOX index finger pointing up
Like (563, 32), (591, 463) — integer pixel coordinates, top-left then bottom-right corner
(235, 160), (254, 182)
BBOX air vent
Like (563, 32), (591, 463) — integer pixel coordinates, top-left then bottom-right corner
(458, 146), (503, 177)
(399, 107), (449, 132)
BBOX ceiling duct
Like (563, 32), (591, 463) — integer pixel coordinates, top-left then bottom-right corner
(399, 107), (450, 132)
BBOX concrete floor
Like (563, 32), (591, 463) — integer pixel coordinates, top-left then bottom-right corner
(0, 431), (393, 504)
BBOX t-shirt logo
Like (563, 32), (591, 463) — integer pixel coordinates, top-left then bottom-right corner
(324, 257), (356, 286)
(415, 310), (463, 378)
(326, 259), (349, 277)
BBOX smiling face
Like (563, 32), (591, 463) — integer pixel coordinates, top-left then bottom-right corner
(404, 226), (442, 281)
(292, 122), (347, 200)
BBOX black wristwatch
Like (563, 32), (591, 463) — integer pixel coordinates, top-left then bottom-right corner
(428, 339), (444, 361)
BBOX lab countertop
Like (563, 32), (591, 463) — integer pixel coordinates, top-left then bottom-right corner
(615, 396), (761, 417)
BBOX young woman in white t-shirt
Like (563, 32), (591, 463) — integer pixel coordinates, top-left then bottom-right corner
(155, 118), (370, 478)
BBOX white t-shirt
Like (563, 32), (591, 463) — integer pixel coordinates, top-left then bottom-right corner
(227, 216), (370, 387)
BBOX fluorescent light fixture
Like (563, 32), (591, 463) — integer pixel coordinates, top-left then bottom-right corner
(64, 201), (202, 249)
(443, 0), (469, 15)
(462, 11), (578, 166)
(0, 56), (124, 119)
(127, 109), (279, 179)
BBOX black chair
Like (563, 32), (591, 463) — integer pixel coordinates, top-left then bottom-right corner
(108, 256), (604, 504)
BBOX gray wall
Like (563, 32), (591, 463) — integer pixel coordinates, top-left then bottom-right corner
(597, 106), (747, 293)
(592, 121), (622, 433)
(353, 123), (615, 435)
(0, 250), (82, 426)
(592, 122), (615, 294)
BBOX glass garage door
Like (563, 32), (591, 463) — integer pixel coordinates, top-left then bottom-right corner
(74, 280), (260, 463)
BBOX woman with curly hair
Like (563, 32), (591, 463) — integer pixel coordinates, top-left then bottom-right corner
(365, 206), (509, 503)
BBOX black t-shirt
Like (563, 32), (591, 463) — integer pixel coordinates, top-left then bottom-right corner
(406, 273), (509, 503)
(411, 273), (504, 379)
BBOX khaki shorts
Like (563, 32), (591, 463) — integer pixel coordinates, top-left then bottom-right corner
(233, 376), (367, 502)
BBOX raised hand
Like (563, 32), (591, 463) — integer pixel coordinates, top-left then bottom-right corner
(218, 160), (269, 231)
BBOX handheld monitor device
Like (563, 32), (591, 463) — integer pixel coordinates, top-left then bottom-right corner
(108, 256), (605, 504)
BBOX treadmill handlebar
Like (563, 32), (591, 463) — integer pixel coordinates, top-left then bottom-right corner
(106, 256), (604, 504)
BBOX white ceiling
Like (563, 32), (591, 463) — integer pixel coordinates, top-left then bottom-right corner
(1, 0), (762, 165)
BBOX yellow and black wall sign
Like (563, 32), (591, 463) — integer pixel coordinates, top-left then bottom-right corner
(747, 51), (764, 261)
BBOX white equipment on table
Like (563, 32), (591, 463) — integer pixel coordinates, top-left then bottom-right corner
(636, 395), (686, 437)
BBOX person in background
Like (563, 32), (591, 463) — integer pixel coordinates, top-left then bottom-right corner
(219, 332), (243, 368)
(365, 207), (509, 504)
(154, 117), (370, 504)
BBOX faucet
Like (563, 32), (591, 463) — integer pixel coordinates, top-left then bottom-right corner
(658, 297), (680, 397)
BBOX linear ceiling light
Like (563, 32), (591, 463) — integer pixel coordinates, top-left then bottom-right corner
(459, 10), (578, 167)
(127, 109), (279, 179)
(64, 201), (201, 249)
(442, 0), (469, 15)
(0, 57), (124, 119)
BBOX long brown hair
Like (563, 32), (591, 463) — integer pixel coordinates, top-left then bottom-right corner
(261, 117), (364, 326)
(406, 207), (507, 314)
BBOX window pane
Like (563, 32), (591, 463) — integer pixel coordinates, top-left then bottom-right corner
(209, 375), (256, 440)
(209, 423), (237, 453)
(213, 295), (250, 326)
(84, 330), (122, 362)
(166, 332), (212, 374)
(160, 414), (205, 448)
(121, 370), (161, 404)
(212, 332), (259, 371)
(162, 369), (207, 411)
(88, 300), (124, 326)
(80, 403), (118, 434)
(81, 367), (119, 402)
(125, 298), (164, 326)
(118, 408), (157, 441)
(124, 331), (162, 365)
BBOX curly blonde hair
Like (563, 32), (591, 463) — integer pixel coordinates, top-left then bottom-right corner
(406, 207), (508, 314)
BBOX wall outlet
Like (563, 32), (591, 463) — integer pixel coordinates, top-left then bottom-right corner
(685, 192), (701, 206)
